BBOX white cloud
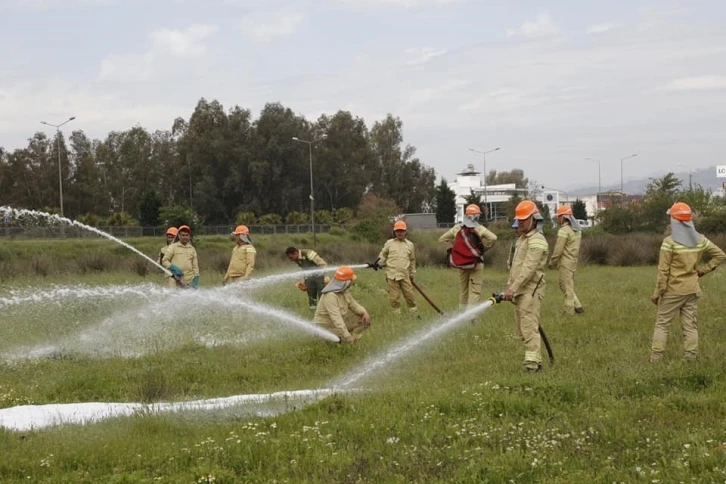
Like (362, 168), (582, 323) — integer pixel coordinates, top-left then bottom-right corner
(507, 13), (560, 39)
(666, 76), (726, 91)
(10, 0), (115, 8)
(586, 22), (618, 34)
(149, 24), (219, 57)
(405, 47), (447, 65)
(97, 24), (217, 82)
(332, 0), (463, 7)
(240, 12), (305, 41)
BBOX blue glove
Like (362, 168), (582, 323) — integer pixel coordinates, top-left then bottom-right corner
(191, 276), (199, 289)
(169, 264), (183, 277)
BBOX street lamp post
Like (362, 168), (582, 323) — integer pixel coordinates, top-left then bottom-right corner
(620, 153), (638, 193)
(40, 116), (76, 217)
(585, 157), (602, 211)
(468, 147), (501, 219)
(292, 135), (326, 246)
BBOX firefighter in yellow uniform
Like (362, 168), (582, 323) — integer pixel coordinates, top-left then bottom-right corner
(549, 206), (584, 315)
(313, 266), (371, 344)
(374, 220), (417, 315)
(162, 225), (199, 288)
(286, 246), (327, 310)
(439, 204), (497, 310)
(502, 200), (549, 372)
(650, 202), (725, 362)
(223, 225), (256, 285)
(158, 226), (178, 265)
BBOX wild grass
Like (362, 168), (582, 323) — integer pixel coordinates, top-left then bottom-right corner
(1, 261), (726, 481)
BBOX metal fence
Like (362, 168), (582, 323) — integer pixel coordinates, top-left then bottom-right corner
(0, 224), (344, 238)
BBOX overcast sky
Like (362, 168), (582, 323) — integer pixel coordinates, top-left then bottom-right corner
(1, 0), (725, 190)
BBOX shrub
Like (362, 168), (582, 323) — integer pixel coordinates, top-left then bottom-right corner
(75, 213), (102, 227)
(697, 212), (726, 234)
(356, 193), (400, 221)
(333, 208), (354, 225)
(285, 211), (309, 225)
(328, 227), (346, 237)
(130, 258), (150, 277)
(351, 218), (389, 244)
(235, 212), (257, 225)
(31, 256), (51, 276)
(76, 253), (112, 273)
(258, 213), (282, 225)
(315, 210), (333, 225)
(580, 236), (611, 265)
(159, 205), (199, 232)
(605, 234), (661, 266)
(105, 212), (136, 227)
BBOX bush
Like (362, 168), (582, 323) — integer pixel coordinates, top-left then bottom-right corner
(356, 193), (400, 221)
(76, 253), (112, 273)
(333, 208), (354, 225)
(105, 212), (136, 227)
(697, 212), (726, 234)
(580, 236), (611, 265)
(328, 227), (346, 237)
(75, 213), (102, 227)
(351, 218), (389, 244)
(285, 211), (309, 224)
(159, 205), (199, 232)
(258, 213), (282, 225)
(607, 234), (660, 266)
(235, 212), (257, 225)
(315, 210), (333, 225)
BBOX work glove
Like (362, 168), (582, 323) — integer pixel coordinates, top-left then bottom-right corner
(191, 276), (199, 289)
(169, 264), (183, 278)
(367, 261), (381, 271)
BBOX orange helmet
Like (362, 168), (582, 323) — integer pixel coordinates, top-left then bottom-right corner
(667, 202), (692, 222)
(178, 225), (191, 234)
(232, 225), (250, 235)
(166, 227), (179, 236)
(514, 200), (539, 220)
(333, 266), (357, 281)
(465, 204), (482, 216)
(393, 220), (407, 231)
(556, 206), (573, 217)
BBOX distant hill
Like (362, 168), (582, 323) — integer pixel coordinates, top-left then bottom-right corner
(568, 166), (724, 197)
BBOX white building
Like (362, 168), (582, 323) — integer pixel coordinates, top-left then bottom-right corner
(449, 164), (601, 224)
(449, 164), (527, 223)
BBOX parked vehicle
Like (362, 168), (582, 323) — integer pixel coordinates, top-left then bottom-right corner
(576, 219), (593, 229)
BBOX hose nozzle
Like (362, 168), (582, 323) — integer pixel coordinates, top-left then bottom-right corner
(492, 292), (505, 304)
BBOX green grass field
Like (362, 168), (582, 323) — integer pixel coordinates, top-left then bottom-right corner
(2, 258), (726, 482)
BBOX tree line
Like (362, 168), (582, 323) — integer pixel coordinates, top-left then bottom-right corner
(0, 99), (437, 227)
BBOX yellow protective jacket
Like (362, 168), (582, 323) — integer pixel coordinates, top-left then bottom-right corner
(162, 242), (199, 285)
(378, 238), (416, 280)
(158, 244), (171, 266)
(549, 223), (581, 271)
(438, 224), (497, 256)
(295, 249), (326, 269)
(314, 290), (367, 343)
(507, 229), (549, 296)
(224, 244), (256, 283)
(653, 235), (726, 297)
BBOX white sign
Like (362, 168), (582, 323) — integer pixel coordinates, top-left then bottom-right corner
(718, 165), (726, 178)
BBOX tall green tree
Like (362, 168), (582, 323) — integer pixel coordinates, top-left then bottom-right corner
(314, 111), (373, 211)
(640, 172), (681, 232)
(435, 178), (456, 223)
(572, 199), (588, 220)
(369, 114), (435, 213)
